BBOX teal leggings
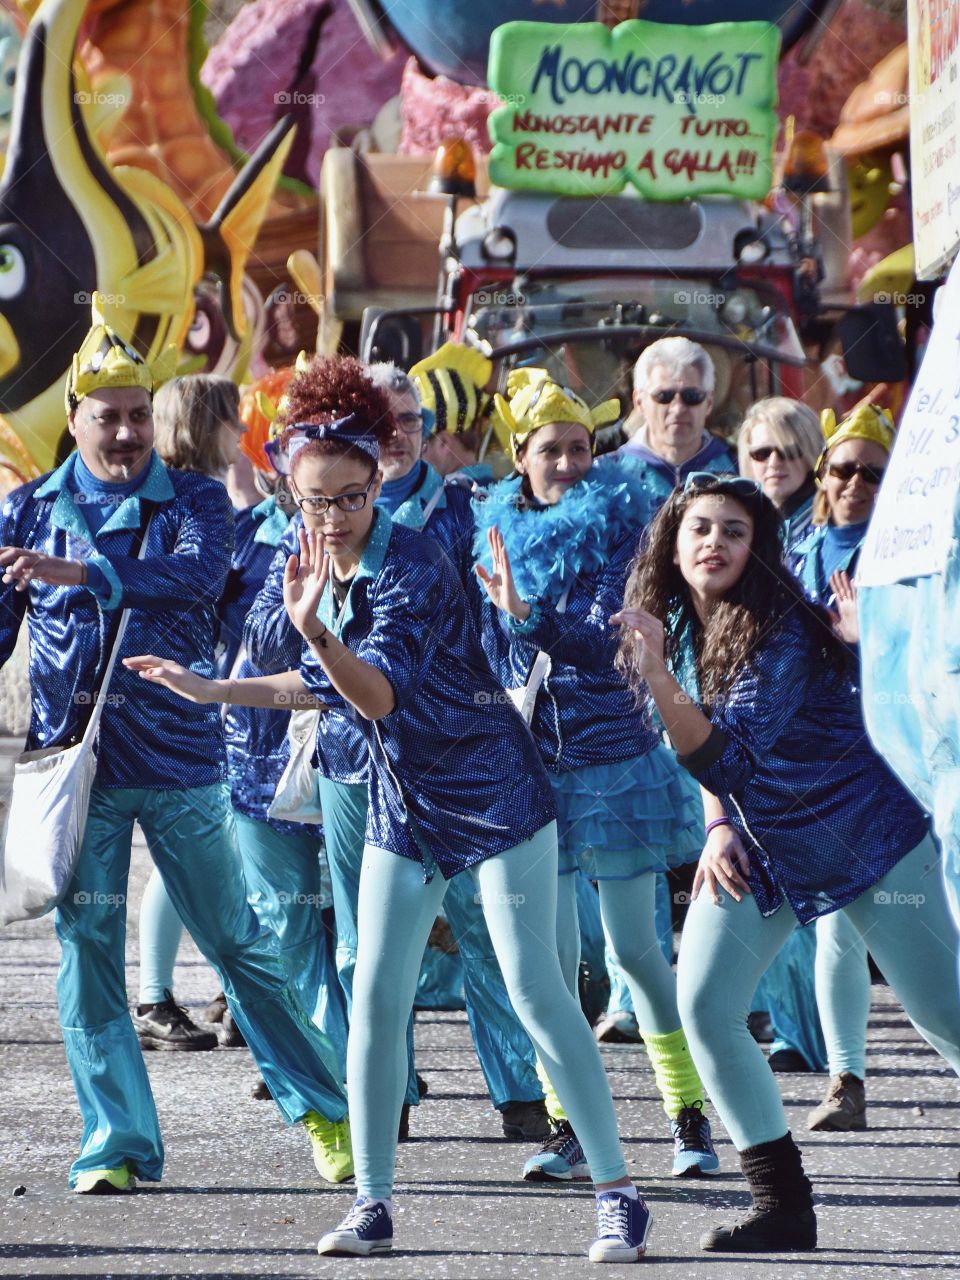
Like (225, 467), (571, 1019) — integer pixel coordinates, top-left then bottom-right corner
(815, 910), (871, 1079)
(677, 835), (960, 1151)
(349, 824), (627, 1198)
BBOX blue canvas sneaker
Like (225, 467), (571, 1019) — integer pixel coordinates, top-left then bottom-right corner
(588, 1190), (653, 1262)
(522, 1120), (590, 1181)
(671, 1100), (720, 1177)
(317, 1196), (393, 1256)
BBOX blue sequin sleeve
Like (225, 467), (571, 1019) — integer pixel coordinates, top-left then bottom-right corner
(354, 559), (446, 712)
(243, 521), (303, 674)
(682, 622), (812, 793)
(93, 476), (234, 612)
(0, 489), (28, 665)
(507, 533), (635, 671)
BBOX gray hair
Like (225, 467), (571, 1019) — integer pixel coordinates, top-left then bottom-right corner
(367, 361), (421, 406)
(633, 336), (716, 396)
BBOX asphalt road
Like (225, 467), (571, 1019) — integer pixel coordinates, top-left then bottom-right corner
(0, 765), (957, 1278)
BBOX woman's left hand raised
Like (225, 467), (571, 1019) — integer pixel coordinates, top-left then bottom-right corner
(474, 526), (531, 621)
(283, 527), (331, 639)
(829, 569), (859, 644)
(609, 606), (666, 676)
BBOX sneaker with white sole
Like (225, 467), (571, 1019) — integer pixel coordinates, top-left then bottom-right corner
(671, 1100), (720, 1176)
(317, 1196), (393, 1256)
(74, 1166), (136, 1195)
(588, 1190), (653, 1262)
(301, 1110), (354, 1183)
(522, 1120), (590, 1181)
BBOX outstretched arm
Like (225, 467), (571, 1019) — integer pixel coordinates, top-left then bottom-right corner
(123, 656), (323, 710)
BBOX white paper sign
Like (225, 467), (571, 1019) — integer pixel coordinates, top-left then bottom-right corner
(857, 253), (960, 587)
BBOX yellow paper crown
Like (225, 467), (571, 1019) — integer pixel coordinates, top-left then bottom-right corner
(410, 342), (494, 435)
(816, 403), (894, 475)
(66, 292), (175, 412)
(491, 367), (621, 460)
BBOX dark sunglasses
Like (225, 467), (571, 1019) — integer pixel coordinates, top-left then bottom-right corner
(684, 471), (761, 498)
(824, 461), (886, 486)
(650, 387), (708, 406)
(749, 444), (803, 463)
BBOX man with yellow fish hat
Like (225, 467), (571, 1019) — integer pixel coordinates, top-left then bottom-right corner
(0, 298), (352, 1193)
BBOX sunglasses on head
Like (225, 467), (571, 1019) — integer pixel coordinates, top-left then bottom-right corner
(824, 461), (886, 486)
(683, 472), (762, 498)
(650, 387), (708, 406)
(749, 444), (803, 463)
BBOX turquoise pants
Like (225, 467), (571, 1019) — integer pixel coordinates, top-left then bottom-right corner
(57, 784), (346, 1187)
(677, 835), (960, 1151)
(318, 777), (542, 1111)
(558, 869), (681, 1035)
(815, 910), (871, 1078)
(350, 825), (627, 1198)
(603, 874), (674, 1017)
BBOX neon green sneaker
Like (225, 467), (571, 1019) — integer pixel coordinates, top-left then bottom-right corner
(74, 1165), (136, 1195)
(302, 1110), (354, 1183)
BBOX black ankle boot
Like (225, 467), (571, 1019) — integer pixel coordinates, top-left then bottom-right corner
(701, 1132), (817, 1253)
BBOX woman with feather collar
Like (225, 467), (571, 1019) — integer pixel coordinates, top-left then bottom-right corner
(473, 369), (719, 1182)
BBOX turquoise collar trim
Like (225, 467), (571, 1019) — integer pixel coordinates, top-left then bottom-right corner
(252, 495), (289, 547)
(391, 463), (447, 532)
(37, 452), (173, 542)
(320, 507), (393, 634)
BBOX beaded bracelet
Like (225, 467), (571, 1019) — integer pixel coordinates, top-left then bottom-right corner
(705, 817), (732, 834)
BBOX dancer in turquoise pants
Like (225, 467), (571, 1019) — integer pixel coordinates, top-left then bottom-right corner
(131, 358), (653, 1263)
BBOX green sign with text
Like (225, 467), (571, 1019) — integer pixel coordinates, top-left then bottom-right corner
(487, 19), (780, 200)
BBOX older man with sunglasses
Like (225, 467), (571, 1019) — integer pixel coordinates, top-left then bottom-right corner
(615, 336), (734, 513)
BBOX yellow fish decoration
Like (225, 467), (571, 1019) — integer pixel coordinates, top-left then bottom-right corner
(0, 0), (294, 476)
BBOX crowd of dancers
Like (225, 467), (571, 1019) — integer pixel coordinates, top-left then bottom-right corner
(2, 308), (958, 1262)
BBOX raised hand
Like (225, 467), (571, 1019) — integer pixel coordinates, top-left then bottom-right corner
(474, 526), (531, 621)
(609, 605), (666, 677)
(829, 569), (859, 644)
(283, 527), (331, 639)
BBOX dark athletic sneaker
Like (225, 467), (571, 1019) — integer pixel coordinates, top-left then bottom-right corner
(502, 1099), (552, 1142)
(133, 991), (217, 1051)
(701, 1208), (817, 1252)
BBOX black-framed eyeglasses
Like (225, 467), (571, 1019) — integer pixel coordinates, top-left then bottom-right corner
(749, 444), (803, 463)
(650, 387), (708, 406)
(294, 481), (375, 514)
(392, 411), (425, 435)
(824, 461), (886, 486)
(684, 472), (761, 498)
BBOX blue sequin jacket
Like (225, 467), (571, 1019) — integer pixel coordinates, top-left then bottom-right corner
(298, 511), (555, 878)
(472, 465), (656, 772)
(673, 611), (929, 923)
(218, 497), (305, 829)
(0, 452), (231, 789)
(244, 464), (478, 786)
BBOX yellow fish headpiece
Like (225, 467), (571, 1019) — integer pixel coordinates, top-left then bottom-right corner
(816, 403), (894, 479)
(491, 367), (621, 461)
(66, 293), (176, 413)
(409, 342), (493, 436)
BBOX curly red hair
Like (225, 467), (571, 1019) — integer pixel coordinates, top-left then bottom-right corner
(278, 355), (395, 479)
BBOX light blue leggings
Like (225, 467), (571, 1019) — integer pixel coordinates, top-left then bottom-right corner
(349, 825), (628, 1199)
(557, 870), (681, 1034)
(677, 836), (960, 1151)
(815, 910), (871, 1078)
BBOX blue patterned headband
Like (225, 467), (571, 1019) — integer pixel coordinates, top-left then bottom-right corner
(265, 414), (380, 475)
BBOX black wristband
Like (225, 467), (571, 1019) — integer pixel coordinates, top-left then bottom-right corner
(306, 624), (328, 644)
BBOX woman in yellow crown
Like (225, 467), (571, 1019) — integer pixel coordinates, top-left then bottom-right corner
(472, 368), (719, 1181)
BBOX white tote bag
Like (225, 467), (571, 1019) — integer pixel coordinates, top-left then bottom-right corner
(0, 528), (149, 925)
(268, 707), (324, 824)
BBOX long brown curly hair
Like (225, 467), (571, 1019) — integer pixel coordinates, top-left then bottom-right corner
(615, 479), (847, 708)
(277, 354), (394, 478)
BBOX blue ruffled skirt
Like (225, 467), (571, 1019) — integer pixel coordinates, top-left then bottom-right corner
(552, 743), (704, 880)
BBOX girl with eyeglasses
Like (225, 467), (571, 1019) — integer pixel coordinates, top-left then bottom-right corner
(737, 397), (822, 551)
(128, 357), (653, 1263)
(473, 369), (719, 1184)
(611, 472), (960, 1254)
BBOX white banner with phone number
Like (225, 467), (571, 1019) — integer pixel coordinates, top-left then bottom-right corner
(857, 252), (960, 587)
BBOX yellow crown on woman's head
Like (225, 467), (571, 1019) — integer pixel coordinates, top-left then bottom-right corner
(491, 367), (621, 460)
(66, 292), (176, 412)
(816, 403), (894, 475)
